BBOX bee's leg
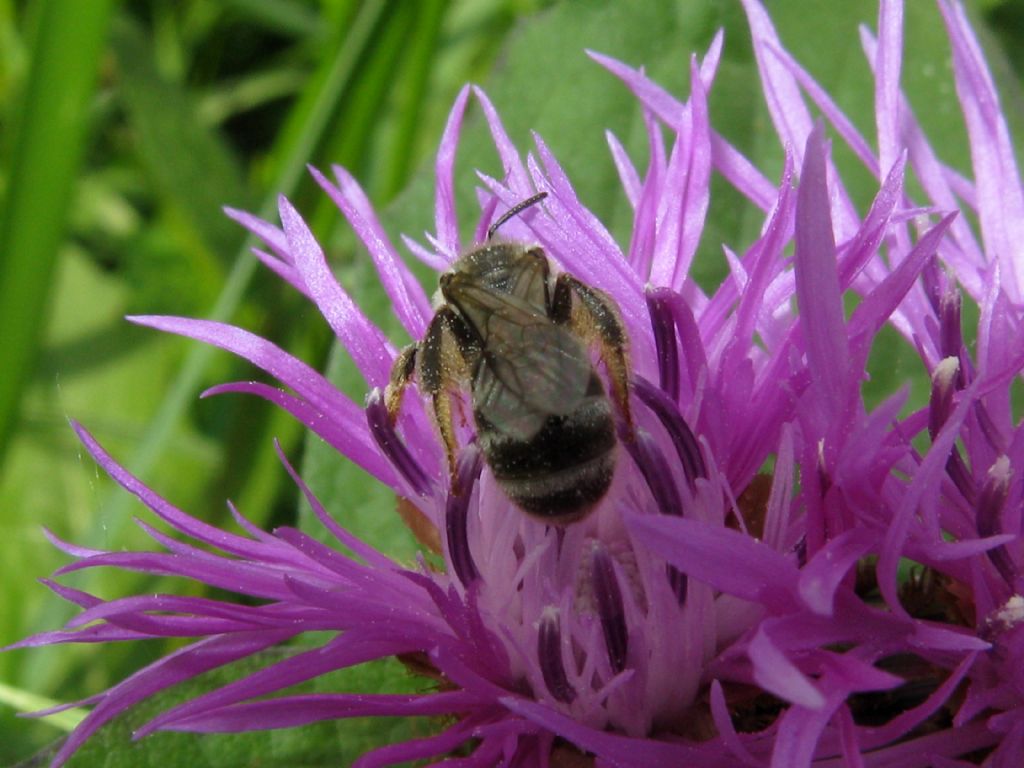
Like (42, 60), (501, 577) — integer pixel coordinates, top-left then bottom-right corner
(384, 344), (419, 424)
(552, 274), (634, 433)
(419, 307), (475, 483)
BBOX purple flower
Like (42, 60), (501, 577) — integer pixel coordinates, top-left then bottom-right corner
(738, 0), (1024, 763)
(10, 1), (1024, 766)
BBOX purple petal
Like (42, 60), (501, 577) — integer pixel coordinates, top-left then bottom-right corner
(588, 48), (777, 211)
(627, 111), (665, 279)
(848, 213), (955, 365)
(878, 379), (980, 612)
(71, 422), (288, 559)
(836, 704), (865, 768)
(836, 152), (905, 290)
(763, 424), (796, 551)
(204, 382), (397, 488)
(724, 153), (796, 362)
(48, 631), (292, 767)
(606, 129), (641, 207)
(67, 593), (302, 631)
(919, 532), (1016, 561)
(650, 57), (711, 290)
(873, 0), (904, 177)
(278, 195), (394, 387)
(223, 206), (290, 261)
(166, 691), (482, 733)
(861, 652), (976, 747)
(741, 0), (814, 162)
(473, 86), (533, 197)
(940, 0), (1024, 300)
(797, 528), (876, 616)
(794, 124), (851, 434)
(140, 633), (422, 735)
(353, 716), (489, 768)
(41, 526), (105, 558)
(628, 514), (800, 612)
(11, 623), (148, 649)
(708, 680), (763, 766)
(710, 131), (778, 211)
(768, 687), (843, 768)
(862, 29), (989, 301)
(400, 233), (448, 272)
(250, 247), (307, 297)
(272, 440), (408, 572)
(743, 0), (861, 238)
(434, 85), (471, 260)
(364, 387), (435, 497)
(128, 315), (366, 437)
(313, 165), (432, 336)
(748, 624), (825, 709)
(588, 51), (687, 130)
(501, 697), (728, 767)
(856, 722), (997, 766)
(763, 41), (879, 179)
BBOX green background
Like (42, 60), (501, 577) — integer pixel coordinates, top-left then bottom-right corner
(1, 0), (1021, 764)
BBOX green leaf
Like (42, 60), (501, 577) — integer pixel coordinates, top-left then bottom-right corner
(111, 17), (252, 272)
(86, 0), (376, 544)
(0, 0), (116, 464)
(219, 0), (324, 39)
(0, 247), (223, 693)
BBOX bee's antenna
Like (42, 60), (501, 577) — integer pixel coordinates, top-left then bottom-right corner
(487, 192), (548, 241)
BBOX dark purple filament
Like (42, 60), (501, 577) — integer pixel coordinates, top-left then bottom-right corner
(977, 458), (1015, 586)
(591, 545), (628, 674)
(446, 445), (483, 587)
(366, 389), (431, 496)
(622, 428), (683, 519)
(537, 607), (576, 703)
(634, 375), (706, 489)
(646, 290), (681, 402)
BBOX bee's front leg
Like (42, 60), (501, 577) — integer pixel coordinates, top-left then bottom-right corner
(418, 307), (475, 485)
(384, 344), (419, 424)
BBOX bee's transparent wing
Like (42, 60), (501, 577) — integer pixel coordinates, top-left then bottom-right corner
(473, 322), (592, 441)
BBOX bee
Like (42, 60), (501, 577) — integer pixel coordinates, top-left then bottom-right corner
(385, 193), (633, 524)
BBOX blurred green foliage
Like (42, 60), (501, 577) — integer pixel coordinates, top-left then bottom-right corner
(0, 0), (1021, 765)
